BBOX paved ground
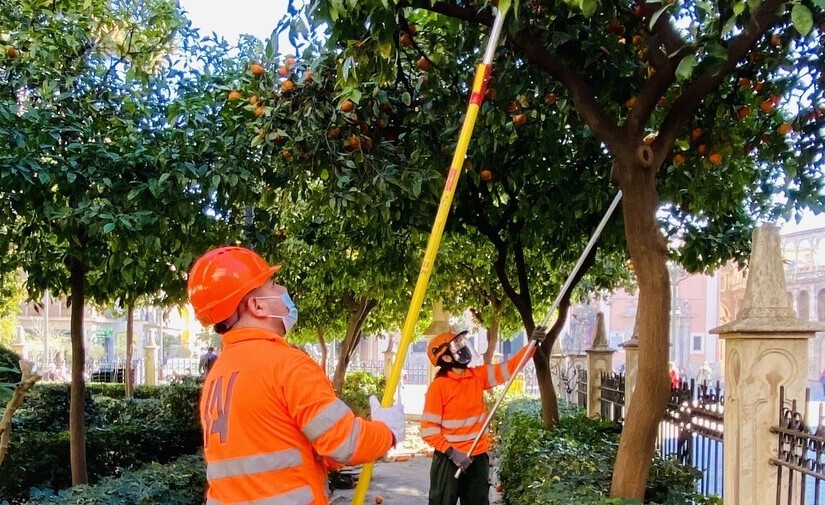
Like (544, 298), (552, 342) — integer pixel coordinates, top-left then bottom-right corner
(330, 421), (503, 504)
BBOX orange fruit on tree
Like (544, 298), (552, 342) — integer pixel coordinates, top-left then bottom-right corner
(512, 113), (527, 125)
(736, 106), (751, 120)
(227, 90), (242, 101)
(759, 99), (775, 114)
(407, 23), (418, 34)
(281, 149), (292, 159)
(673, 153), (686, 166)
(739, 77), (751, 89)
(304, 69), (313, 83)
(249, 95), (259, 105)
(345, 134), (360, 150)
(278, 66), (290, 78)
(632, 34), (642, 45)
(341, 100), (355, 113)
(691, 127), (703, 140)
(544, 92), (557, 105)
(5, 46), (17, 59)
(254, 106), (264, 117)
(362, 137), (374, 151)
(770, 34), (781, 47)
(284, 56), (297, 67)
(777, 123), (792, 135)
(400, 33), (413, 47)
(485, 88), (497, 101)
(505, 101), (519, 113)
(696, 144), (707, 155)
(281, 80), (295, 92)
(328, 127), (341, 138)
(625, 96), (638, 108)
(480, 169), (493, 181)
(251, 63), (265, 76)
(417, 56), (431, 72)
(753, 81), (764, 92)
(708, 152), (722, 165)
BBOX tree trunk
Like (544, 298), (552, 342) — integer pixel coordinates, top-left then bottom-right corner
(69, 255), (88, 485)
(482, 313), (500, 365)
(610, 166), (671, 500)
(316, 327), (328, 374)
(331, 293), (377, 393)
(125, 303), (134, 398)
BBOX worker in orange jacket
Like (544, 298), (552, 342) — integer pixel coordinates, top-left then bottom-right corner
(188, 246), (406, 505)
(420, 327), (548, 505)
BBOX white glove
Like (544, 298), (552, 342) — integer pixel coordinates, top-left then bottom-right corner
(369, 395), (406, 444)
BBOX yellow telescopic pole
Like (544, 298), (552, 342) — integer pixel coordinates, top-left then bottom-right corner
(351, 3), (511, 504)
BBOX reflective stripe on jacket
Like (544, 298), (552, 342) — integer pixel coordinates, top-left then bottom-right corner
(200, 328), (394, 504)
(420, 346), (533, 456)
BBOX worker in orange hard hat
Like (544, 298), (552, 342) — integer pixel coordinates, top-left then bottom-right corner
(187, 246), (406, 505)
(421, 326), (548, 505)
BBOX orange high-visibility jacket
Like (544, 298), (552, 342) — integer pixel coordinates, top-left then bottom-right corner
(420, 346), (533, 456)
(200, 328), (394, 504)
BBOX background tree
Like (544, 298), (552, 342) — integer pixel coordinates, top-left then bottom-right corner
(0, 0), (246, 484)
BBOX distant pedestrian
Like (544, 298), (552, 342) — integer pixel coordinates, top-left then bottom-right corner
(668, 362), (680, 388)
(199, 347), (218, 375)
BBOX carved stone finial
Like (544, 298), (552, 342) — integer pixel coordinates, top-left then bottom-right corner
(737, 224), (794, 319)
(590, 312), (612, 350)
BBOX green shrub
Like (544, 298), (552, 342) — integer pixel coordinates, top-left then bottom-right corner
(86, 382), (164, 400)
(0, 424), (201, 503)
(24, 453), (207, 505)
(11, 383), (99, 432)
(340, 370), (385, 418)
(497, 398), (714, 505)
(158, 375), (202, 432)
(0, 346), (21, 385)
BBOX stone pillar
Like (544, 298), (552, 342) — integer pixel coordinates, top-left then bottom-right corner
(586, 312), (616, 418)
(11, 326), (26, 359)
(143, 330), (159, 386)
(711, 224), (825, 505)
(619, 333), (639, 412)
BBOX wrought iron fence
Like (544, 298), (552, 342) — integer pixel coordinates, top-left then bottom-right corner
(343, 360), (430, 385)
(599, 372), (625, 423)
(770, 387), (825, 505)
(27, 356), (200, 384)
(657, 379), (724, 499)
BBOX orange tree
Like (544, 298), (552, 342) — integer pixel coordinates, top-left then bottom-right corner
(289, 0), (824, 499)
(0, 0), (249, 484)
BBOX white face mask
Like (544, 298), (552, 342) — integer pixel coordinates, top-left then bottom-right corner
(256, 292), (299, 333)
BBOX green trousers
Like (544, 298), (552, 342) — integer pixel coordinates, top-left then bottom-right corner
(428, 450), (490, 505)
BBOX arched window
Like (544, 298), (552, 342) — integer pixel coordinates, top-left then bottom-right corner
(798, 290), (810, 321)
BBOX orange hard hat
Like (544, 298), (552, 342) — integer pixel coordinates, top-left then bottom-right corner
(427, 330), (468, 366)
(187, 246), (281, 326)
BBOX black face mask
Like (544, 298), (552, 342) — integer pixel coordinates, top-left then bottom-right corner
(453, 346), (472, 366)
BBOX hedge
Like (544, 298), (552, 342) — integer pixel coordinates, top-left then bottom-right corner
(496, 398), (719, 505)
(23, 453), (207, 505)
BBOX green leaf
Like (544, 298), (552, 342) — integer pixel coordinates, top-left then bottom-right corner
(103, 223), (116, 233)
(675, 55), (697, 81)
(791, 4), (813, 36)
